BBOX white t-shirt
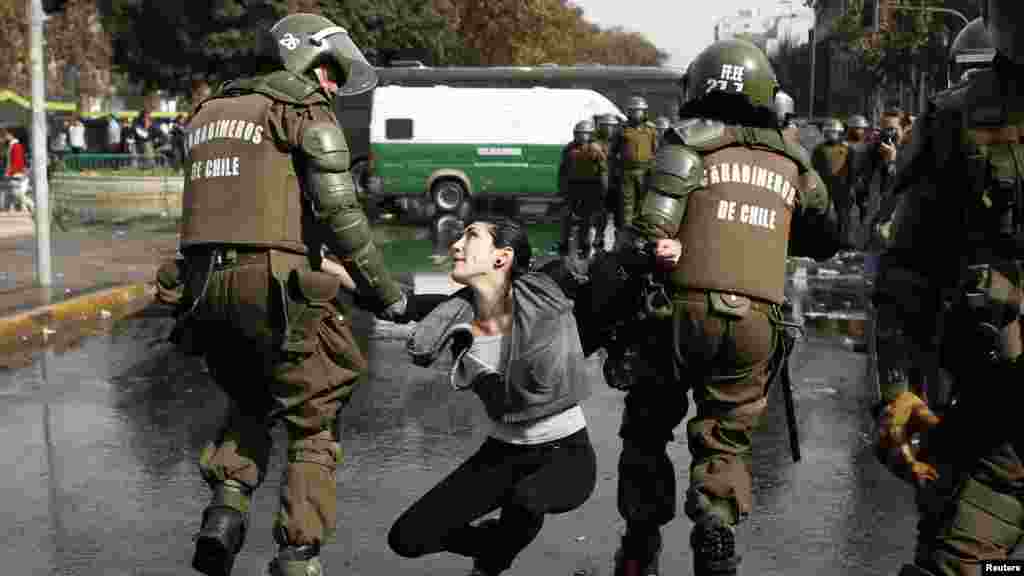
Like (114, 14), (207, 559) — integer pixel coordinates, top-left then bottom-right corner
(464, 333), (586, 445)
(68, 122), (86, 149)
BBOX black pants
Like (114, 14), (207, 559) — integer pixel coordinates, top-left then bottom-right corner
(388, 427), (596, 573)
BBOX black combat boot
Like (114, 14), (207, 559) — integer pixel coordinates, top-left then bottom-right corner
(192, 481), (250, 576)
(267, 544), (323, 576)
(690, 514), (741, 576)
(613, 528), (661, 576)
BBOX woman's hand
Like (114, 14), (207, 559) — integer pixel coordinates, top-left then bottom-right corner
(654, 238), (682, 270)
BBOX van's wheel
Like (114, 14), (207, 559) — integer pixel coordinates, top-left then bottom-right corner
(431, 179), (465, 213)
(432, 213), (464, 250)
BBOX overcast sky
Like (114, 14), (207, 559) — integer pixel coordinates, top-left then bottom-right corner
(572, 0), (814, 68)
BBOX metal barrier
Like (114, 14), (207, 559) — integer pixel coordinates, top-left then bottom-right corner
(54, 153), (183, 173)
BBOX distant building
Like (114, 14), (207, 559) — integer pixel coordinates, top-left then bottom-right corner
(715, 5), (813, 57)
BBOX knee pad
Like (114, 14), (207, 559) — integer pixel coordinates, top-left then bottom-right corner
(288, 430), (341, 469)
(684, 488), (737, 527)
(211, 479), (253, 513)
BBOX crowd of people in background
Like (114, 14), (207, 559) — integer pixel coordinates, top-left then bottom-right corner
(47, 110), (190, 170)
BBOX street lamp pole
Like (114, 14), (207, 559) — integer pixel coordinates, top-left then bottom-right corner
(808, 12), (816, 119)
(29, 0), (52, 288)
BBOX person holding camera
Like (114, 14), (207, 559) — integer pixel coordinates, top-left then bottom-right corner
(850, 110), (907, 259)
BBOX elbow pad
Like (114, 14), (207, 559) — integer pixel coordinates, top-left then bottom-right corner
(302, 121), (356, 219)
(302, 121), (402, 309)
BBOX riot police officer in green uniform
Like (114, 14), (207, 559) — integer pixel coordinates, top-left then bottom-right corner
(596, 113), (623, 251)
(558, 119), (609, 261)
(617, 96), (659, 229)
(872, 2), (1024, 574)
(602, 39), (837, 576)
(176, 13), (408, 576)
(812, 118), (859, 249)
(846, 114), (870, 145)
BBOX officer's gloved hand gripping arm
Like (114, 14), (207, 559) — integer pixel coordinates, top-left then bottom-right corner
(301, 121), (408, 321)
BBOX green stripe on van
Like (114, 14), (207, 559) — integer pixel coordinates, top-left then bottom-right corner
(371, 142), (565, 197)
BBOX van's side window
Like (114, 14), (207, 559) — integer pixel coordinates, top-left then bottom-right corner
(386, 118), (414, 140)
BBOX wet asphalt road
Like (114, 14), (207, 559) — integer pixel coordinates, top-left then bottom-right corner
(0, 259), (960, 576)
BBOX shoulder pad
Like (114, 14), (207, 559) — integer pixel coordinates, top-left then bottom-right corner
(781, 136), (812, 172)
(222, 71), (325, 106)
(669, 118), (727, 150)
(302, 121), (349, 157)
(652, 144), (703, 185)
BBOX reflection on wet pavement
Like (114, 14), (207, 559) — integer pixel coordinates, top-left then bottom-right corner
(3, 251), (1013, 575)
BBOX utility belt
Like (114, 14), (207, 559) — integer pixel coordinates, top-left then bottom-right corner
(171, 246), (316, 354)
(185, 246), (271, 270)
(622, 161), (651, 171)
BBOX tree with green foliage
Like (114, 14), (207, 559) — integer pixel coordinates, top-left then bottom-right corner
(103, 0), (460, 94)
(829, 0), (950, 111)
(101, 0), (670, 95)
(320, 0), (465, 66)
(103, 0), (311, 94)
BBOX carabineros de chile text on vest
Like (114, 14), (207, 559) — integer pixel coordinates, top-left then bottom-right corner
(705, 161), (798, 231)
(186, 119), (265, 181)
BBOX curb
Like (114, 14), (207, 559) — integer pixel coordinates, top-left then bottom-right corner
(0, 282), (156, 357)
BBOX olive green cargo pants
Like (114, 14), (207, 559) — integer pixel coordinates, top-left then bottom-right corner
(617, 290), (780, 532)
(618, 167), (649, 229)
(561, 180), (607, 259)
(182, 250), (367, 549)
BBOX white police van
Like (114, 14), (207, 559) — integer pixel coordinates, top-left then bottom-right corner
(365, 85), (623, 213)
